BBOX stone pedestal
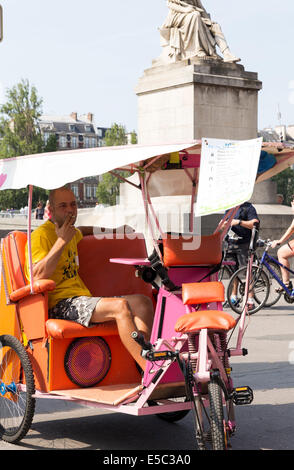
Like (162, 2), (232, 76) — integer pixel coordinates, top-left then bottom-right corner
(135, 58), (262, 144)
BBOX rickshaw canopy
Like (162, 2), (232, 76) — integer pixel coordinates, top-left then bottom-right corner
(0, 141), (198, 191)
(0, 139), (292, 193)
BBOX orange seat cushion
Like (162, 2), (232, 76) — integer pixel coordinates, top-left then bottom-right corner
(182, 281), (224, 305)
(175, 310), (236, 333)
(46, 319), (118, 339)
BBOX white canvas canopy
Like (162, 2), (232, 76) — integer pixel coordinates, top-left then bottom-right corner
(0, 139), (292, 195)
(1, 138), (292, 290)
(0, 141), (198, 191)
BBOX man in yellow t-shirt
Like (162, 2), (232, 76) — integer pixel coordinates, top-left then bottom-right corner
(25, 187), (153, 370)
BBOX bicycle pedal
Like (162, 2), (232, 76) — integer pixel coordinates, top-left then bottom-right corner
(231, 386), (253, 405)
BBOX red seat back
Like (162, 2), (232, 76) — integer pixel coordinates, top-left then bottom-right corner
(78, 234), (152, 299)
(3, 231), (27, 292)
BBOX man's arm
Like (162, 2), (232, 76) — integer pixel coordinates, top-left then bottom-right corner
(33, 237), (67, 280)
(272, 219), (294, 248)
(231, 218), (259, 230)
(33, 214), (76, 280)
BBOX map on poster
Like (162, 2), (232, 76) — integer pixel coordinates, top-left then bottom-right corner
(195, 137), (263, 216)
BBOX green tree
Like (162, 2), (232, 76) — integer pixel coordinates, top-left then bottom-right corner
(104, 123), (127, 146)
(0, 188), (48, 211)
(272, 167), (294, 205)
(0, 79), (44, 158)
(0, 79), (49, 210)
(97, 123), (130, 206)
(44, 133), (58, 152)
(96, 173), (122, 206)
(130, 130), (138, 144)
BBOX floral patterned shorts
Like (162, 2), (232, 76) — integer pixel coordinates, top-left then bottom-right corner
(48, 296), (102, 327)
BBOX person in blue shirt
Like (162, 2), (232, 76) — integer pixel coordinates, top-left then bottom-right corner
(226, 202), (260, 310)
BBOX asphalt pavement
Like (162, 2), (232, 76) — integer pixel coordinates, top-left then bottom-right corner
(0, 297), (294, 453)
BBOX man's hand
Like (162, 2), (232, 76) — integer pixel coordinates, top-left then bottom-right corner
(231, 219), (240, 227)
(54, 214), (76, 244)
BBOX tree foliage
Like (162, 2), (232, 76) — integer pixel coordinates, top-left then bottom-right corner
(0, 79), (44, 158)
(272, 167), (294, 205)
(104, 123), (128, 146)
(97, 123), (132, 206)
(130, 130), (138, 144)
(0, 79), (49, 210)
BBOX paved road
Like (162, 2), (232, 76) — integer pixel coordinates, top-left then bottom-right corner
(0, 298), (293, 452)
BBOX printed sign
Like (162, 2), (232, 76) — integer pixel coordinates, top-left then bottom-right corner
(195, 137), (263, 216)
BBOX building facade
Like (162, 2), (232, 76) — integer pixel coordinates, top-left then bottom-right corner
(259, 124), (294, 144)
(39, 113), (110, 207)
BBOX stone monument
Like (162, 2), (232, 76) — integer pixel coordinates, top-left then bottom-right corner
(134, 1), (292, 242)
(136, 0), (262, 144)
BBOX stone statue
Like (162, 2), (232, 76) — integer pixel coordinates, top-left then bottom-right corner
(155, 0), (240, 65)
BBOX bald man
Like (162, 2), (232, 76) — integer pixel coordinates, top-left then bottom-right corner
(25, 186), (153, 370)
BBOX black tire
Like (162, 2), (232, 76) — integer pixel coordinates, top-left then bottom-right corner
(263, 260), (282, 307)
(208, 377), (226, 450)
(0, 335), (35, 443)
(227, 265), (270, 315)
(186, 372), (229, 450)
(148, 398), (190, 422)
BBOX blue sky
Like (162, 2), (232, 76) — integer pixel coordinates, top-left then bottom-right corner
(0, 0), (293, 132)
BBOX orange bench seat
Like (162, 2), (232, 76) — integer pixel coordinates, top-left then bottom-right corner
(46, 318), (118, 339)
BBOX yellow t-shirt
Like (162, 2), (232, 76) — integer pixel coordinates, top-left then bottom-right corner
(25, 220), (91, 309)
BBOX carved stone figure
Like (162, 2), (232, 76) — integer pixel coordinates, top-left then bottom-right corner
(155, 0), (240, 65)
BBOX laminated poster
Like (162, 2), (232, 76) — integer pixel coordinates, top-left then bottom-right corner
(195, 137), (263, 216)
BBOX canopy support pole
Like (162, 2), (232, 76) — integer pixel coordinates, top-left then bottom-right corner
(185, 168), (198, 233)
(139, 173), (162, 260)
(27, 185), (34, 294)
(214, 205), (240, 240)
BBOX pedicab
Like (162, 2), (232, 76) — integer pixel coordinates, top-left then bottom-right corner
(0, 138), (293, 450)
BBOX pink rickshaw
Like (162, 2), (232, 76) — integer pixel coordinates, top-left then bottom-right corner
(0, 139), (293, 449)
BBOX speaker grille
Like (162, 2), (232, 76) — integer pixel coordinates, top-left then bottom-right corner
(64, 337), (111, 387)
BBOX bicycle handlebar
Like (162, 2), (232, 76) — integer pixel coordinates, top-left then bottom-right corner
(249, 222), (259, 251)
(257, 238), (280, 249)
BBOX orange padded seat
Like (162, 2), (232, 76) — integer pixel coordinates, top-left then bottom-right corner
(175, 310), (237, 333)
(182, 281), (224, 305)
(46, 319), (118, 339)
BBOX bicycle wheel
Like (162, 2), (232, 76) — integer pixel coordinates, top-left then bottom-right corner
(262, 259), (282, 307)
(184, 362), (229, 450)
(0, 335), (35, 443)
(148, 398), (190, 422)
(227, 265), (270, 315)
(208, 377), (227, 450)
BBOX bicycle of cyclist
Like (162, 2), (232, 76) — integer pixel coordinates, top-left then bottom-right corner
(256, 240), (294, 305)
(226, 224), (271, 315)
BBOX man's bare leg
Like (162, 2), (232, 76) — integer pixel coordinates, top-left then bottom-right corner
(91, 295), (154, 370)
